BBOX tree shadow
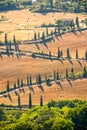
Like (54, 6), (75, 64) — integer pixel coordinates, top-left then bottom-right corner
(59, 59), (63, 64)
(21, 88), (25, 93)
(68, 59), (73, 65)
(55, 81), (63, 90)
(29, 86), (35, 93)
(8, 93), (12, 101)
(35, 42), (40, 50)
(67, 79), (72, 87)
(42, 41), (48, 48)
(15, 91), (18, 96)
(38, 84), (44, 92)
(77, 60), (82, 67)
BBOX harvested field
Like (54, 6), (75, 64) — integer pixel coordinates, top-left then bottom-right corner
(0, 78), (87, 106)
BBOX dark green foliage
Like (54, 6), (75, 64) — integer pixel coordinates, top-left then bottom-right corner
(29, 93), (32, 109)
(27, 75), (29, 86)
(76, 17), (80, 28)
(67, 48), (70, 59)
(83, 65), (87, 77)
(58, 47), (61, 59)
(17, 78), (20, 87)
(66, 68), (69, 78)
(14, 83), (16, 89)
(29, 75), (32, 86)
(85, 50), (87, 61)
(56, 70), (60, 80)
(40, 95), (43, 106)
(54, 69), (56, 80)
(49, 51), (51, 59)
(76, 48), (79, 59)
(21, 79), (23, 87)
(18, 94), (21, 109)
(71, 68), (75, 79)
(38, 74), (42, 85)
(6, 80), (9, 92)
(46, 28), (48, 37)
(41, 31), (45, 41)
(34, 32), (37, 41)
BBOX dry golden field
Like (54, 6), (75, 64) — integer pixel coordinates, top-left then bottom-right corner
(0, 10), (87, 106)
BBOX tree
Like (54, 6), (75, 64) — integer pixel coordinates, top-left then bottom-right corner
(29, 93), (32, 109)
(6, 80), (10, 92)
(18, 94), (21, 109)
(17, 78), (20, 87)
(27, 75), (29, 86)
(76, 17), (80, 28)
(34, 32), (37, 41)
(38, 31), (40, 39)
(40, 95), (43, 106)
(56, 70), (60, 80)
(66, 68), (69, 78)
(13, 35), (19, 52)
(58, 47), (61, 59)
(85, 50), (87, 61)
(49, 51), (51, 59)
(42, 31), (45, 41)
(29, 75), (32, 86)
(46, 28), (48, 37)
(21, 79), (23, 87)
(54, 69), (56, 80)
(76, 48), (79, 59)
(83, 65), (87, 77)
(67, 48), (70, 59)
(71, 68), (75, 79)
(5, 33), (9, 54)
(14, 83), (16, 89)
(38, 74), (42, 85)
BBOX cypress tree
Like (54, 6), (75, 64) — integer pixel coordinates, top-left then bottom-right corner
(67, 48), (70, 59)
(34, 32), (37, 41)
(45, 74), (47, 84)
(76, 48), (78, 59)
(29, 93), (32, 109)
(66, 68), (69, 78)
(5, 33), (9, 54)
(83, 65), (87, 78)
(51, 30), (53, 37)
(54, 69), (56, 80)
(13, 35), (17, 52)
(85, 50), (87, 61)
(46, 28), (48, 37)
(17, 78), (20, 87)
(38, 32), (40, 39)
(14, 83), (16, 89)
(18, 94), (21, 109)
(21, 79), (23, 87)
(76, 17), (79, 28)
(42, 31), (45, 41)
(7, 80), (9, 92)
(58, 47), (61, 59)
(49, 51), (51, 59)
(71, 68), (74, 79)
(56, 70), (59, 80)
(27, 75), (29, 86)
(29, 75), (32, 86)
(54, 27), (57, 36)
(38, 74), (42, 85)
(40, 95), (43, 106)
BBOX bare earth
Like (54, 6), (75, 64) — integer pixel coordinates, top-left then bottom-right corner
(0, 79), (87, 106)
(0, 10), (87, 106)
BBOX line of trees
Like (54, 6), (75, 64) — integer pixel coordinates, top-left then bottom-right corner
(4, 65), (87, 95)
(17, 93), (43, 109)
